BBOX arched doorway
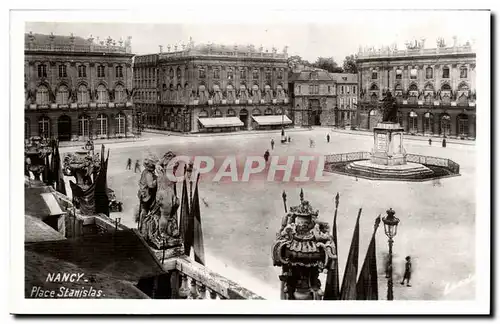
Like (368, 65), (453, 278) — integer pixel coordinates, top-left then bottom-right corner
(239, 109), (249, 128)
(309, 99), (321, 126)
(440, 114), (451, 137)
(423, 112), (434, 135)
(408, 111), (418, 134)
(457, 114), (469, 137)
(57, 115), (72, 141)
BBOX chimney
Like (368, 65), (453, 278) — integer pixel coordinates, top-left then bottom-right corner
(159, 45), (163, 53)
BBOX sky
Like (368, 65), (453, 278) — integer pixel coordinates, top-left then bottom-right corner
(25, 10), (486, 64)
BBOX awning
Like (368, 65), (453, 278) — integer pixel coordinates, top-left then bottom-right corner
(198, 117), (244, 128)
(252, 115), (292, 126)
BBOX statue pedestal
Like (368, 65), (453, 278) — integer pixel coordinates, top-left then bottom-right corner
(371, 122), (406, 166)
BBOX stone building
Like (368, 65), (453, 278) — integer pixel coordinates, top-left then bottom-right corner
(356, 38), (476, 138)
(329, 73), (358, 128)
(134, 40), (291, 133)
(24, 32), (135, 141)
(288, 68), (336, 127)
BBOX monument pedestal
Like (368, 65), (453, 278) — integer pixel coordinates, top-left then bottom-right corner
(371, 122), (406, 166)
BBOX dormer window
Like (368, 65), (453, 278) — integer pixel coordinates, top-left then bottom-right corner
(410, 68), (417, 79)
(214, 68), (220, 79)
(199, 68), (206, 79)
(253, 69), (259, 79)
(442, 66), (450, 79)
(425, 67), (433, 79)
(97, 65), (106, 78)
(115, 66), (123, 78)
(371, 71), (378, 79)
(460, 66), (468, 78)
(78, 65), (87, 78)
(396, 69), (402, 79)
(227, 68), (233, 80)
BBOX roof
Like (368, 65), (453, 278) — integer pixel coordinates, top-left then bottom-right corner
(25, 215), (66, 243)
(25, 230), (164, 298)
(25, 33), (88, 46)
(25, 184), (66, 220)
(198, 117), (244, 128)
(329, 73), (358, 84)
(289, 69), (334, 82)
(252, 115), (292, 125)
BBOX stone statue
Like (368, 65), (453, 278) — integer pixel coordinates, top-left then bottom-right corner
(136, 152), (181, 249)
(272, 190), (336, 300)
(381, 91), (399, 123)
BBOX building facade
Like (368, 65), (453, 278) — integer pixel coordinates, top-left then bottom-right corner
(24, 32), (135, 142)
(134, 40), (291, 133)
(356, 38), (476, 138)
(329, 73), (358, 128)
(289, 69), (336, 127)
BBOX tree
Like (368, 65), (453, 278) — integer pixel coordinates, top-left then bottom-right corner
(343, 54), (358, 74)
(287, 55), (312, 69)
(313, 57), (343, 73)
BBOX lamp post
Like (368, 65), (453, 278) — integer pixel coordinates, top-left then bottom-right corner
(382, 208), (400, 301)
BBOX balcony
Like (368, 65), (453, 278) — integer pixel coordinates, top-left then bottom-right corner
(26, 43), (130, 54)
(26, 101), (133, 111)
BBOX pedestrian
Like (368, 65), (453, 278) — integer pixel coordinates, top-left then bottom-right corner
(327, 133), (330, 143)
(264, 149), (270, 163)
(442, 138), (447, 148)
(288, 136), (291, 143)
(428, 138), (432, 146)
(126, 158), (132, 170)
(271, 139), (275, 150)
(309, 138), (315, 148)
(401, 256), (412, 287)
(134, 159), (141, 173)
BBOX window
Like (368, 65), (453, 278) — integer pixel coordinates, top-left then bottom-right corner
(78, 65), (87, 78)
(369, 109), (376, 116)
(410, 68), (417, 79)
(253, 70), (259, 79)
(227, 109), (236, 117)
(227, 68), (233, 80)
(115, 66), (123, 78)
(240, 69), (246, 79)
(213, 109), (222, 117)
(96, 114), (108, 136)
(149, 68), (152, 79)
(341, 86), (344, 94)
(396, 69), (402, 80)
(426, 67), (433, 79)
(314, 85), (319, 94)
(199, 110), (208, 118)
(36, 85), (49, 105)
(115, 113), (126, 135)
(38, 117), (50, 138)
(372, 71), (378, 79)
(346, 86), (350, 94)
(328, 86), (331, 93)
(442, 66), (450, 79)
(199, 68), (206, 79)
(278, 69), (283, 79)
(265, 70), (272, 81)
(97, 65), (106, 78)
(59, 65), (67, 78)
(25, 119), (30, 140)
(252, 108), (261, 116)
(56, 85), (69, 105)
(460, 66), (468, 78)
(96, 84), (108, 104)
(409, 111), (418, 133)
(38, 64), (47, 78)
(340, 98), (344, 108)
(264, 108), (273, 115)
(214, 69), (220, 79)
(353, 86), (356, 94)
(78, 115), (90, 137)
(177, 67), (181, 80)
(115, 85), (125, 103)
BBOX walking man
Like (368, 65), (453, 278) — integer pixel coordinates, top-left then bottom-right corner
(134, 159), (141, 173)
(327, 133), (330, 143)
(264, 149), (270, 163)
(126, 158), (132, 170)
(442, 138), (447, 148)
(271, 139), (275, 150)
(428, 138), (432, 146)
(401, 256), (412, 287)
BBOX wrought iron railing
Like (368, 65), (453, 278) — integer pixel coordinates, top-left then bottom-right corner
(324, 152), (371, 163)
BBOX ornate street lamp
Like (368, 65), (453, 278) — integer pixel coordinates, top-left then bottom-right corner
(382, 208), (400, 301)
